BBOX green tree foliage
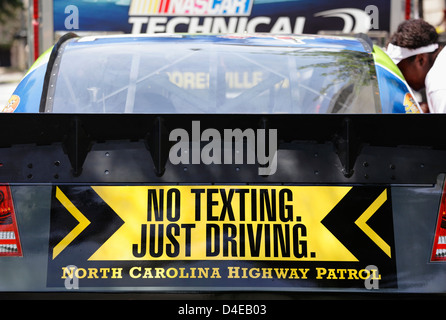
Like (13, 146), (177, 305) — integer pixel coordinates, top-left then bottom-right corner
(0, 0), (23, 23)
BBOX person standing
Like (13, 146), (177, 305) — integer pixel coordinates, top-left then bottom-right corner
(387, 19), (445, 113)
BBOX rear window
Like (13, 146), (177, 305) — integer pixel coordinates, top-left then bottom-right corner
(45, 37), (380, 114)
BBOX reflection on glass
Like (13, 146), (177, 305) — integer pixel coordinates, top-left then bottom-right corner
(50, 39), (379, 114)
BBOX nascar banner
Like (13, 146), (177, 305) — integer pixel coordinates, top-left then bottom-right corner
(47, 185), (397, 290)
(53, 0), (391, 34)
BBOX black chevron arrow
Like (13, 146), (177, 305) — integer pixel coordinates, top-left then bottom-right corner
(321, 186), (394, 263)
(49, 186), (124, 261)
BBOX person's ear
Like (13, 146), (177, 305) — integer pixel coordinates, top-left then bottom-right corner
(415, 53), (428, 68)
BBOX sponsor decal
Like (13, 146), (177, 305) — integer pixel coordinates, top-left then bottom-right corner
(53, 0), (391, 35)
(129, 0), (254, 16)
(48, 185), (396, 290)
(2, 95), (20, 113)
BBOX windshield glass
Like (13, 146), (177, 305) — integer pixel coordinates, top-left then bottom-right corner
(46, 37), (380, 114)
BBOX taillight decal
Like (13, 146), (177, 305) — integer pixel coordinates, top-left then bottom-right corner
(0, 185), (22, 257)
(431, 182), (446, 262)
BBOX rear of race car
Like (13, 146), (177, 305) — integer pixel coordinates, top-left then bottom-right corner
(1, 34), (446, 298)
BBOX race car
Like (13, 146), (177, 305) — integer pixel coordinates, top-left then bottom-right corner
(5, 33), (420, 114)
(2, 33), (446, 299)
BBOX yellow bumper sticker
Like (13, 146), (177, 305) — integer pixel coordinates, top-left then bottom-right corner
(52, 185), (392, 262)
(48, 185), (396, 289)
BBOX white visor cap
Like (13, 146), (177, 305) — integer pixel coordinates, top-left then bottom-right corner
(386, 43), (439, 65)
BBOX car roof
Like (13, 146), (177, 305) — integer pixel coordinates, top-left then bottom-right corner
(63, 33), (372, 53)
(9, 32), (381, 113)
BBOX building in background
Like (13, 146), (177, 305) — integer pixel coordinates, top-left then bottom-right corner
(2, 0), (446, 71)
(0, 0), (28, 70)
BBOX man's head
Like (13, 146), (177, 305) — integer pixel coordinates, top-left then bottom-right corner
(387, 19), (440, 91)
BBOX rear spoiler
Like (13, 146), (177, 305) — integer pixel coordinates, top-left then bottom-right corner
(0, 113), (445, 185)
